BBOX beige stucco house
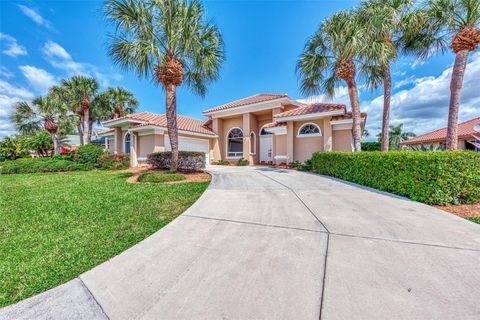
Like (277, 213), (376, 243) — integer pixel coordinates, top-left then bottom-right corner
(98, 93), (366, 167)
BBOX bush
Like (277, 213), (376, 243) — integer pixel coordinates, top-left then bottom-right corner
(297, 159), (313, 172)
(236, 158), (249, 166)
(361, 142), (381, 151)
(212, 160), (230, 165)
(147, 151), (205, 172)
(137, 171), (186, 183)
(98, 154), (130, 170)
(0, 159), (92, 174)
(75, 144), (107, 165)
(309, 151), (480, 205)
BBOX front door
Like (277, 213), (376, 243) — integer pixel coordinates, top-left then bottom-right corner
(259, 129), (273, 163)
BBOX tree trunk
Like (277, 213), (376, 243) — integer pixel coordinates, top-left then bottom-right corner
(346, 78), (362, 152)
(446, 50), (468, 150)
(166, 84), (179, 172)
(88, 120), (93, 142)
(51, 132), (60, 155)
(83, 108), (90, 145)
(381, 66), (391, 152)
(78, 121), (84, 146)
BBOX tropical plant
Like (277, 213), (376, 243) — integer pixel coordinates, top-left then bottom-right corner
(297, 10), (366, 151)
(58, 76), (99, 145)
(357, 0), (416, 151)
(12, 95), (67, 155)
(0, 136), (28, 160)
(25, 131), (55, 157)
(99, 87), (139, 119)
(377, 123), (416, 150)
(105, 0), (225, 171)
(404, 0), (480, 150)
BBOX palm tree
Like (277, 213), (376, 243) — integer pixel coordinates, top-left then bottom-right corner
(0, 136), (28, 160)
(59, 76), (99, 145)
(357, 0), (415, 151)
(11, 95), (67, 155)
(99, 87), (139, 119)
(297, 11), (366, 152)
(378, 124), (416, 150)
(104, 0), (225, 171)
(404, 0), (480, 150)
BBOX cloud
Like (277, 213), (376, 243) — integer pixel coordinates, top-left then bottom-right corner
(17, 5), (52, 29)
(0, 66), (14, 79)
(19, 65), (56, 94)
(362, 52), (480, 139)
(42, 41), (122, 86)
(297, 86), (354, 105)
(0, 33), (27, 57)
(0, 80), (34, 138)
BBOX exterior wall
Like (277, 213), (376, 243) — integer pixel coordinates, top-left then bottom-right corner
(138, 134), (164, 159)
(293, 119), (324, 162)
(332, 130), (354, 151)
(114, 128), (123, 153)
(248, 113), (259, 164)
(273, 134), (287, 164)
(222, 116), (243, 160)
(105, 137), (115, 153)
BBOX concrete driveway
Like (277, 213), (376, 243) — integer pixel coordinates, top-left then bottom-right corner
(2, 166), (480, 319)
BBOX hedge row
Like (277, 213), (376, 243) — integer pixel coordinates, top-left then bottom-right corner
(0, 159), (92, 174)
(147, 151), (205, 172)
(310, 151), (480, 205)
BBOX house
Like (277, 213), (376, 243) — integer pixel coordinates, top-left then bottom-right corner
(98, 93), (367, 166)
(400, 117), (480, 151)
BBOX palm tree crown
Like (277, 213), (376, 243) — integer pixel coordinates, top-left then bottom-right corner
(100, 87), (139, 119)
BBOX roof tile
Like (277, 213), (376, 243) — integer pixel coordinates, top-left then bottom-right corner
(203, 94), (289, 114)
(273, 103), (346, 119)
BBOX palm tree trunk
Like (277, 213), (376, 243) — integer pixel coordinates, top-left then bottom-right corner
(166, 84), (179, 172)
(78, 122), (84, 146)
(88, 120), (93, 142)
(51, 132), (60, 155)
(83, 109), (90, 145)
(381, 66), (391, 152)
(346, 78), (362, 152)
(446, 50), (468, 150)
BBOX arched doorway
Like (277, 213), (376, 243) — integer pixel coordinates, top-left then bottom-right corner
(259, 128), (272, 162)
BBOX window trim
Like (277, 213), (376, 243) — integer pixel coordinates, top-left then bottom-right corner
(226, 127), (244, 158)
(297, 122), (322, 138)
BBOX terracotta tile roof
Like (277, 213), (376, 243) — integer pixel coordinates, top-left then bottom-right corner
(262, 122), (287, 128)
(97, 128), (114, 135)
(203, 94), (289, 114)
(331, 112), (367, 121)
(273, 103), (346, 119)
(102, 112), (216, 136)
(401, 117), (480, 145)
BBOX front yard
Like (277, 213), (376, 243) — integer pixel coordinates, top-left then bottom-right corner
(0, 171), (209, 307)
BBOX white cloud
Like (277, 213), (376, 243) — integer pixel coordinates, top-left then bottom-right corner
(0, 66), (14, 79)
(0, 80), (34, 138)
(297, 86), (353, 105)
(17, 5), (52, 29)
(19, 66), (56, 94)
(0, 33), (27, 57)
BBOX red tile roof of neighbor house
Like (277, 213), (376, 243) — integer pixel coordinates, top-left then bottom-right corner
(331, 112), (368, 121)
(273, 103), (347, 119)
(203, 93), (289, 114)
(262, 121), (287, 128)
(401, 117), (480, 145)
(102, 112), (216, 136)
(97, 128), (114, 135)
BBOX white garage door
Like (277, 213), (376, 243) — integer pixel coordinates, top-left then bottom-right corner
(164, 135), (210, 164)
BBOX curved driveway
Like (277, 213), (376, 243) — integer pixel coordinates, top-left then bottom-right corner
(2, 166), (480, 319)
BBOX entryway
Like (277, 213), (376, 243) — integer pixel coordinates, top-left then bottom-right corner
(259, 128), (273, 162)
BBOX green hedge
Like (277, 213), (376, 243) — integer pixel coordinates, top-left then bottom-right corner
(98, 154), (130, 170)
(148, 151), (205, 172)
(310, 151), (480, 205)
(361, 142), (381, 151)
(0, 159), (92, 174)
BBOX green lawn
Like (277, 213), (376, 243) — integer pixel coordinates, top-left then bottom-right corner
(0, 171), (209, 307)
(467, 217), (480, 224)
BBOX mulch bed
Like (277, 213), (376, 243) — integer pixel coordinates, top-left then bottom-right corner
(433, 202), (480, 218)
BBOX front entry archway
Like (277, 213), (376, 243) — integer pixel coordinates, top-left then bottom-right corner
(259, 128), (273, 163)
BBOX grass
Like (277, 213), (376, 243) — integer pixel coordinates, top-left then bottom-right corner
(138, 171), (186, 183)
(0, 170), (209, 307)
(467, 217), (480, 224)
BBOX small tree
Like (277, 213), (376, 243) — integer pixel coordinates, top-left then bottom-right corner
(99, 87), (139, 119)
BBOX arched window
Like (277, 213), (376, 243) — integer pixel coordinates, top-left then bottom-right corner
(298, 123), (321, 137)
(124, 132), (131, 153)
(250, 132), (256, 155)
(227, 128), (243, 157)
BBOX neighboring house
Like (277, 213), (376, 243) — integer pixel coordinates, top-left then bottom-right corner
(98, 93), (366, 167)
(400, 117), (480, 151)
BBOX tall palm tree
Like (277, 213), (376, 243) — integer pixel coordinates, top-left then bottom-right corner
(59, 76), (99, 145)
(378, 123), (416, 150)
(297, 11), (366, 152)
(358, 0), (415, 151)
(99, 87), (139, 119)
(11, 95), (67, 155)
(405, 0), (480, 150)
(104, 0), (224, 171)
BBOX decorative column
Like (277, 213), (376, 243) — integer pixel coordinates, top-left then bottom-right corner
(212, 118), (223, 161)
(114, 127), (122, 154)
(323, 118), (333, 151)
(242, 113), (252, 164)
(287, 121), (294, 163)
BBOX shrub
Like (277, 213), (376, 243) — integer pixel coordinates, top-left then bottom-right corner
(212, 160), (230, 165)
(309, 151), (480, 205)
(98, 154), (130, 170)
(147, 151), (205, 172)
(361, 142), (381, 151)
(75, 144), (107, 165)
(288, 161), (302, 169)
(137, 171), (186, 183)
(0, 159), (92, 174)
(297, 159), (313, 172)
(236, 158), (249, 166)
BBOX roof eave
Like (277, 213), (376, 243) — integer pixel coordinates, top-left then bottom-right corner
(202, 96), (292, 116)
(274, 109), (345, 122)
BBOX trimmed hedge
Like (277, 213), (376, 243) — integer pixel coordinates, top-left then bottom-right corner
(147, 151), (205, 172)
(74, 144), (107, 165)
(310, 151), (480, 205)
(361, 142), (381, 151)
(0, 159), (92, 174)
(98, 154), (130, 170)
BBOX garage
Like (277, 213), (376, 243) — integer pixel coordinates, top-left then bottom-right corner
(164, 135), (210, 164)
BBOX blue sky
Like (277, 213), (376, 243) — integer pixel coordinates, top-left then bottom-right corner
(0, 0), (479, 140)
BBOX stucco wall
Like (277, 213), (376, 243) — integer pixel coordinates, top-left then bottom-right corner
(293, 119), (324, 162)
(274, 134), (287, 164)
(222, 116), (243, 159)
(332, 130), (354, 151)
(138, 134), (164, 158)
(106, 137), (115, 153)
